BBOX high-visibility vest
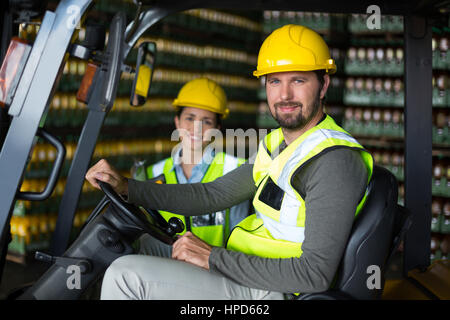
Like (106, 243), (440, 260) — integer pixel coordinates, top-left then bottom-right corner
(134, 152), (246, 246)
(226, 115), (373, 259)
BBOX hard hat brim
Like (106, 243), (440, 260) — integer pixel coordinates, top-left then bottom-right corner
(253, 63), (337, 78)
(173, 100), (229, 119)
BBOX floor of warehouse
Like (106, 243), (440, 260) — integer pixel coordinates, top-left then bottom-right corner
(0, 249), (406, 300)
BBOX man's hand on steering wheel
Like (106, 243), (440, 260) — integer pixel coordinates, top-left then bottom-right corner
(86, 159), (129, 197)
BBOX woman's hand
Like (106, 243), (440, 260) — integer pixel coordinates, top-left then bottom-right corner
(85, 159), (129, 196)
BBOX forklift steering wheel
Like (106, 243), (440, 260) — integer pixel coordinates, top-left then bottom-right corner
(97, 180), (184, 245)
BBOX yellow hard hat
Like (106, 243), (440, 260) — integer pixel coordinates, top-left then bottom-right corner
(253, 24), (336, 78)
(173, 78), (229, 119)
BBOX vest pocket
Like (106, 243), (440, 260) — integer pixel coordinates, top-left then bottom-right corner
(258, 177), (285, 211)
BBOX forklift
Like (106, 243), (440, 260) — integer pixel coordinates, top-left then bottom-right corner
(0, 0), (448, 300)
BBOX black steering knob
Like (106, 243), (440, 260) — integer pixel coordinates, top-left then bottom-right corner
(166, 217), (184, 236)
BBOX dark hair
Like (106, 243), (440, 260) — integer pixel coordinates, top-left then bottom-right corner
(313, 70), (326, 90)
(176, 107), (222, 128)
(313, 70), (327, 105)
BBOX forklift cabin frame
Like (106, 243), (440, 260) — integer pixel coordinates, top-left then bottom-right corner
(0, 0), (442, 285)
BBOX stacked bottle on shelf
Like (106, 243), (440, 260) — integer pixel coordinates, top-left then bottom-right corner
(371, 148), (405, 183)
(432, 157), (450, 199)
(348, 14), (404, 34)
(9, 214), (57, 256)
(341, 16), (406, 159)
(131, 36), (258, 76)
(45, 93), (258, 129)
(432, 198), (450, 234)
(162, 8), (262, 43)
(431, 233), (450, 261)
(345, 46), (404, 76)
(344, 76), (404, 107)
(430, 28), (450, 262)
(123, 42), (260, 102)
(9, 210), (94, 256)
(342, 14), (406, 247)
(432, 31), (450, 149)
(431, 32), (449, 109)
(262, 11), (347, 35)
(432, 33), (450, 72)
(342, 107), (404, 138)
(342, 16), (450, 263)
(433, 110), (450, 145)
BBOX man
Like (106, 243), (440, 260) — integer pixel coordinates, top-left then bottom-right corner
(86, 24), (373, 299)
(133, 77), (249, 252)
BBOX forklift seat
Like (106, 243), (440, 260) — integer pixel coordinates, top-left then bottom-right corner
(298, 165), (412, 300)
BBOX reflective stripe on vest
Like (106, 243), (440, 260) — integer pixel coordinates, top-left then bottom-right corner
(227, 115), (373, 259)
(147, 152), (244, 247)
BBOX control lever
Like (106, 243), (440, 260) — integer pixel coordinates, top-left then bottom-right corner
(166, 217), (184, 236)
(34, 251), (92, 274)
(143, 207), (184, 237)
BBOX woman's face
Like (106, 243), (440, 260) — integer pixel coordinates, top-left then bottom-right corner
(174, 107), (220, 152)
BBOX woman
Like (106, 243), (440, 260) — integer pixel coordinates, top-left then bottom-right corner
(132, 77), (250, 249)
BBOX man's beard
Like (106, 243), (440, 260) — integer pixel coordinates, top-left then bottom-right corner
(270, 90), (321, 130)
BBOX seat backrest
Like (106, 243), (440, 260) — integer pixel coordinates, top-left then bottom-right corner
(332, 165), (399, 299)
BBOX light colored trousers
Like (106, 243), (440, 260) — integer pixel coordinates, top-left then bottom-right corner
(100, 234), (285, 300)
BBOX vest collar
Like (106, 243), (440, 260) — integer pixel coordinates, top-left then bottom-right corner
(255, 114), (364, 187)
(170, 144), (216, 173)
(263, 113), (328, 157)
(260, 115), (334, 180)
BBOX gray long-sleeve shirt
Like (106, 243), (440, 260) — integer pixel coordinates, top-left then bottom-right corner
(128, 147), (368, 294)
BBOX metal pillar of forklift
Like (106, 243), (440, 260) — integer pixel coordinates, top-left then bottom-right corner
(0, 0), (14, 286)
(49, 75), (108, 256)
(403, 14), (433, 274)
